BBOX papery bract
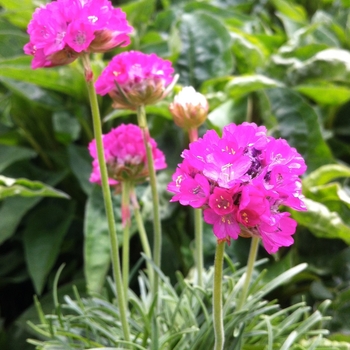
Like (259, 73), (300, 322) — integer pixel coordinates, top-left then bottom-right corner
(169, 86), (209, 130)
(95, 51), (174, 109)
(24, 0), (133, 69)
(168, 122), (307, 254)
(89, 124), (166, 186)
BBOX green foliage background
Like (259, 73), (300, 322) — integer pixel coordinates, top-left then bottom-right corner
(0, 0), (350, 348)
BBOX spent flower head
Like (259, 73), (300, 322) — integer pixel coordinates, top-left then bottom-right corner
(169, 86), (209, 130)
(167, 122), (307, 254)
(24, 0), (133, 69)
(95, 50), (175, 109)
(89, 123), (166, 187)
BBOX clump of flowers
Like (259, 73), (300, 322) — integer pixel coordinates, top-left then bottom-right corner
(89, 123), (166, 187)
(95, 50), (175, 109)
(168, 122), (307, 254)
(24, 0), (133, 69)
(169, 86), (209, 130)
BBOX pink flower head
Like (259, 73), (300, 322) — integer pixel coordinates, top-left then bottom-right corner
(89, 124), (166, 186)
(167, 122), (307, 254)
(95, 51), (175, 109)
(24, 0), (133, 69)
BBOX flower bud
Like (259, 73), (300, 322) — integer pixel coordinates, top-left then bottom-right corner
(169, 87), (209, 130)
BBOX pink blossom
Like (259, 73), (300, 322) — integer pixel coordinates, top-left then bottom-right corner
(167, 122), (307, 254)
(95, 51), (174, 109)
(24, 0), (133, 69)
(89, 124), (166, 186)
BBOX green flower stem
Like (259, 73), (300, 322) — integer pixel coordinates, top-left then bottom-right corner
(188, 127), (203, 288)
(236, 236), (260, 312)
(121, 181), (131, 299)
(81, 53), (130, 341)
(213, 240), (225, 350)
(130, 187), (154, 291)
(136, 105), (162, 296)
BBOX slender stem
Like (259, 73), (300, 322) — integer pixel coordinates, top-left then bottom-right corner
(213, 240), (225, 350)
(130, 187), (154, 291)
(188, 127), (204, 288)
(81, 53), (130, 341)
(136, 105), (162, 297)
(236, 236), (260, 311)
(121, 181), (131, 299)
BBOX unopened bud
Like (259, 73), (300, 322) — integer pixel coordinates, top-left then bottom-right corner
(169, 86), (209, 130)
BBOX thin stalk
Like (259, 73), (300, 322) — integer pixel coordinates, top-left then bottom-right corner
(236, 236), (260, 311)
(81, 53), (130, 341)
(136, 105), (162, 296)
(130, 187), (154, 291)
(213, 240), (225, 350)
(188, 127), (203, 288)
(121, 181), (131, 299)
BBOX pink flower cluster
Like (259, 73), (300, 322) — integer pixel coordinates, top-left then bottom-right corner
(168, 122), (307, 254)
(89, 124), (166, 186)
(24, 0), (133, 69)
(95, 51), (174, 109)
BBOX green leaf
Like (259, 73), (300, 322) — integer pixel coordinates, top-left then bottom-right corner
(225, 75), (282, 99)
(52, 111), (81, 145)
(303, 164), (350, 188)
(0, 21), (28, 59)
(270, 0), (307, 23)
(0, 0), (39, 28)
(0, 144), (36, 172)
(68, 144), (94, 196)
(266, 88), (334, 172)
(121, 0), (156, 28)
(0, 175), (69, 200)
(84, 187), (118, 293)
(176, 12), (233, 88)
(230, 31), (269, 73)
(292, 198), (350, 245)
(0, 56), (86, 100)
(0, 77), (64, 109)
(23, 200), (75, 294)
(0, 165), (67, 244)
(290, 49), (350, 85)
(294, 83), (350, 106)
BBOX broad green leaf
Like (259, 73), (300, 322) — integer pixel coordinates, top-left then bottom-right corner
(121, 0), (155, 28)
(0, 165), (67, 244)
(225, 75), (282, 99)
(52, 111), (81, 145)
(290, 49), (350, 85)
(270, 0), (307, 23)
(303, 164), (350, 188)
(0, 78), (64, 109)
(68, 144), (94, 196)
(294, 83), (350, 106)
(0, 144), (36, 172)
(0, 175), (69, 200)
(0, 25), (28, 59)
(84, 187), (119, 293)
(266, 88), (333, 172)
(0, 0), (41, 28)
(23, 200), (75, 294)
(176, 12), (233, 88)
(292, 198), (350, 245)
(0, 56), (86, 100)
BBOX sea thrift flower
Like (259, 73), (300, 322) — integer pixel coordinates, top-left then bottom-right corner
(89, 124), (166, 186)
(169, 86), (209, 130)
(24, 0), (133, 69)
(167, 122), (307, 254)
(95, 51), (174, 109)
